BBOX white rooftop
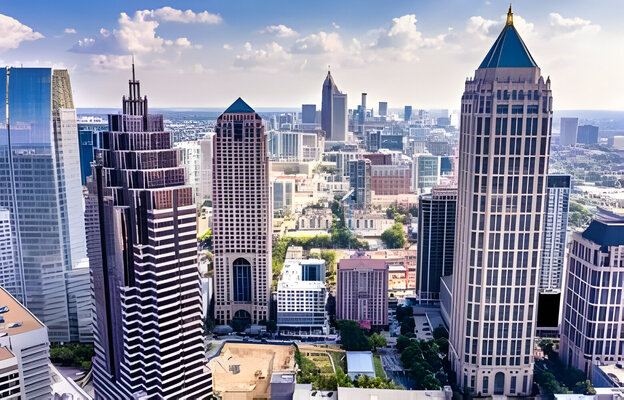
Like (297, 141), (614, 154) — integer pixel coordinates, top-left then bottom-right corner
(346, 351), (375, 377)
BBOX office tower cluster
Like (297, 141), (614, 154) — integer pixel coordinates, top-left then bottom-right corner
(88, 67), (211, 399)
(449, 7), (553, 396)
(212, 98), (272, 326)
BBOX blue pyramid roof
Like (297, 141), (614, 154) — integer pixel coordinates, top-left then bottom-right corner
(478, 21), (537, 69)
(224, 97), (255, 114)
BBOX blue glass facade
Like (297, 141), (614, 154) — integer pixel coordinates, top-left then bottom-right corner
(0, 67), (86, 342)
(78, 122), (106, 184)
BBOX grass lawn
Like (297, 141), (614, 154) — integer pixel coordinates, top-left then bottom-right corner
(305, 351), (334, 374)
(328, 351), (347, 372)
(373, 355), (386, 378)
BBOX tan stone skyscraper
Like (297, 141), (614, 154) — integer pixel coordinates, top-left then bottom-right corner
(449, 6), (553, 396)
(213, 98), (272, 326)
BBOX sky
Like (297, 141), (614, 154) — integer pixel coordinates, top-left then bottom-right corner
(0, 0), (622, 110)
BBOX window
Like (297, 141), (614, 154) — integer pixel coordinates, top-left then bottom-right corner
(497, 105), (508, 114)
(233, 258), (251, 302)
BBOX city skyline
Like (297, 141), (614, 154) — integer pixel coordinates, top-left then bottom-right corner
(0, 0), (621, 110)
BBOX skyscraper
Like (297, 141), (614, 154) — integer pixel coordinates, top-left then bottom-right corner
(213, 98), (272, 326)
(89, 66), (211, 399)
(417, 186), (457, 303)
(576, 124), (599, 145)
(559, 117), (578, 146)
(405, 105), (413, 122)
(540, 175), (571, 292)
(349, 159), (372, 209)
(559, 210), (624, 378)
(378, 102), (388, 116)
(449, 7), (553, 396)
(302, 104), (317, 124)
(0, 67), (87, 342)
(321, 71), (347, 141)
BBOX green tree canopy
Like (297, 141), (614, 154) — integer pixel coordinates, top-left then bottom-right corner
(381, 222), (406, 249)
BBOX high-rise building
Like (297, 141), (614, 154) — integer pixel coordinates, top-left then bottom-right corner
(349, 159), (372, 209)
(379, 102), (388, 116)
(412, 154), (441, 193)
(0, 287), (52, 398)
(321, 71), (347, 141)
(559, 210), (624, 378)
(174, 140), (203, 206)
(0, 209), (18, 293)
(89, 67), (211, 399)
(213, 98), (272, 326)
(560, 117), (578, 146)
(405, 106), (412, 122)
(0, 67), (87, 342)
(337, 256), (388, 329)
(417, 186), (457, 303)
(78, 116), (108, 185)
(449, 7), (553, 396)
(276, 259), (328, 335)
(200, 134), (214, 202)
(302, 104), (317, 124)
(577, 124), (599, 145)
(540, 175), (571, 292)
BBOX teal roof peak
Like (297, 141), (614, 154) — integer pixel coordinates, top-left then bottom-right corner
(224, 97), (255, 114)
(478, 8), (537, 69)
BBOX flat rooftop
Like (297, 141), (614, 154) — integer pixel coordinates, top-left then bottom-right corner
(208, 343), (296, 393)
(0, 347), (15, 361)
(0, 287), (44, 336)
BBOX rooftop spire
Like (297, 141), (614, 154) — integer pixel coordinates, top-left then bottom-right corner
(506, 4), (513, 26)
(131, 54), (136, 82)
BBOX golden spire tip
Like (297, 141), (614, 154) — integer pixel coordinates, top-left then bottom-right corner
(506, 4), (514, 26)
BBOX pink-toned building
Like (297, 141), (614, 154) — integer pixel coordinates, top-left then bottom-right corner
(337, 255), (389, 328)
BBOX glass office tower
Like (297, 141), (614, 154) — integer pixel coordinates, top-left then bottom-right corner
(0, 68), (87, 342)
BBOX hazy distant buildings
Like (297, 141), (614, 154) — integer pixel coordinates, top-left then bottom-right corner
(0, 287), (52, 399)
(349, 159), (372, 209)
(268, 130), (323, 162)
(417, 187), (457, 303)
(89, 68), (210, 398)
(321, 71), (347, 141)
(302, 104), (316, 124)
(577, 124), (599, 145)
(378, 102), (388, 116)
(337, 256), (389, 328)
(560, 211), (624, 378)
(213, 98), (272, 326)
(0, 67), (87, 342)
(405, 106), (412, 122)
(174, 140), (204, 206)
(0, 209), (18, 294)
(560, 117), (579, 146)
(449, 8), (552, 396)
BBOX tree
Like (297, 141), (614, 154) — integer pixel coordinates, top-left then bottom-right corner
(435, 337), (449, 354)
(574, 380), (596, 395)
(369, 333), (387, 352)
(198, 230), (212, 250)
(396, 335), (411, 352)
(432, 326), (448, 340)
(381, 222), (406, 249)
(337, 320), (371, 351)
(202, 315), (215, 335)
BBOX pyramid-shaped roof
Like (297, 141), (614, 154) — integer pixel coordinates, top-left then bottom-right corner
(224, 97), (255, 114)
(478, 7), (538, 69)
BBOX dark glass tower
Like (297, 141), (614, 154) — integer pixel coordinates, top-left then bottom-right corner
(417, 186), (457, 303)
(321, 71), (337, 140)
(89, 66), (211, 399)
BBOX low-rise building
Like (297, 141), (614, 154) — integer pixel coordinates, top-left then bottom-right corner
(297, 207), (333, 231)
(346, 351), (375, 379)
(0, 287), (51, 399)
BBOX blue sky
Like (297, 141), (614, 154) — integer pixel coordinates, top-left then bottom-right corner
(0, 0), (621, 110)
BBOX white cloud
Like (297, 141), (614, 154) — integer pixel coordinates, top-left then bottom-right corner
(370, 14), (446, 60)
(234, 41), (292, 71)
(0, 14), (43, 52)
(548, 13), (600, 35)
(153, 6), (222, 24)
(223, 43), (232, 50)
(262, 24), (298, 38)
(292, 31), (343, 54)
(115, 10), (166, 53)
(65, 28), (77, 34)
(90, 54), (133, 71)
(332, 22), (340, 29)
(465, 16), (498, 39)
